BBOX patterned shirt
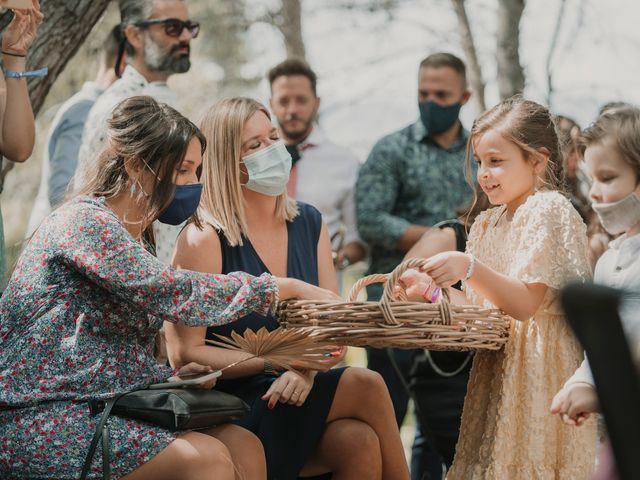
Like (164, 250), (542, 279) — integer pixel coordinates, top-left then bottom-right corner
(356, 120), (472, 299)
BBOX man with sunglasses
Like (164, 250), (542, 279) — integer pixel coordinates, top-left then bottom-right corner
(75, 0), (200, 264)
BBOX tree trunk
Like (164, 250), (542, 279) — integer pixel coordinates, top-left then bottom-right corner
(496, 0), (525, 99)
(450, 0), (486, 113)
(0, 0), (111, 116)
(279, 0), (306, 60)
(545, 0), (568, 107)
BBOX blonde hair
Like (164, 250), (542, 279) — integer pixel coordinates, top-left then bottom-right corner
(465, 96), (565, 200)
(197, 97), (298, 246)
(578, 106), (640, 183)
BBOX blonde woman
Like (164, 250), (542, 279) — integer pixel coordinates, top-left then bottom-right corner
(165, 97), (409, 480)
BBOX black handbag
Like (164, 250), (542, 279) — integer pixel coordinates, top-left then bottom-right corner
(80, 388), (249, 480)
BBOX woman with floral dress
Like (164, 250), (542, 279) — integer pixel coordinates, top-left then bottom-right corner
(0, 96), (338, 480)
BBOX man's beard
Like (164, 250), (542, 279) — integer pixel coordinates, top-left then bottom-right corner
(143, 37), (191, 74)
(280, 115), (314, 142)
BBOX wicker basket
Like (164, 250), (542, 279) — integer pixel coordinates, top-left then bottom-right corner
(278, 258), (511, 351)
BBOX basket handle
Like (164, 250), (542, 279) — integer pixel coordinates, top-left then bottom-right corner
(347, 258), (453, 326)
(347, 273), (394, 302)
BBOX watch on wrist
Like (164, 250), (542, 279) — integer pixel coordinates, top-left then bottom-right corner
(263, 359), (279, 377)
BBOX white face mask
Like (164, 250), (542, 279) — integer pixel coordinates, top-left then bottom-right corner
(241, 141), (292, 196)
(591, 192), (640, 235)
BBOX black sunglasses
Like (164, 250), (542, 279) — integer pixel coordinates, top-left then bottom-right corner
(134, 18), (200, 38)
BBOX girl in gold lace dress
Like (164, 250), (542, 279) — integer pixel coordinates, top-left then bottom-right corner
(405, 98), (596, 478)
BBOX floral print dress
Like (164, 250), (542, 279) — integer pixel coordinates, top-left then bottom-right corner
(0, 196), (277, 479)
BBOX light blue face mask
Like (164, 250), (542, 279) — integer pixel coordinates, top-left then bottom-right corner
(242, 141), (292, 196)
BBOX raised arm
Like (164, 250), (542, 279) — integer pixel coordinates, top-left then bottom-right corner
(0, 3), (43, 161)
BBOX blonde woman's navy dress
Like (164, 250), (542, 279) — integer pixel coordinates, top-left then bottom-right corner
(208, 202), (346, 480)
(0, 196), (277, 479)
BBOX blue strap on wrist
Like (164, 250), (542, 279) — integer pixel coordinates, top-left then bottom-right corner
(4, 67), (48, 79)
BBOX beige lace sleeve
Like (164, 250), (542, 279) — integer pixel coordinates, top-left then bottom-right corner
(509, 191), (591, 289)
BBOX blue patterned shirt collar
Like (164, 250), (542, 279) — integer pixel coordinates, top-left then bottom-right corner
(410, 119), (469, 152)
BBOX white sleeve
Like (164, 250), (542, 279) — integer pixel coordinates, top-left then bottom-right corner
(563, 355), (595, 391)
(341, 155), (364, 247)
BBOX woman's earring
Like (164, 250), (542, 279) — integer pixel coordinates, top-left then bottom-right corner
(130, 182), (137, 195)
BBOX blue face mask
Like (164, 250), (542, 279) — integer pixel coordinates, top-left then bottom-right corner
(419, 100), (461, 134)
(157, 183), (203, 225)
(242, 141), (292, 196)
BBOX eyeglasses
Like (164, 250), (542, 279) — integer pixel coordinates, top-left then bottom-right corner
(134, 18), (200, 38)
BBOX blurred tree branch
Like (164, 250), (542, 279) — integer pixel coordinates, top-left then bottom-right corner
(279, 0), (306, 60)
(450, 0), (486, 112)
(0, 0), (111, 116)
(545, 0), (568, 107)
(496, 0), (525, 99)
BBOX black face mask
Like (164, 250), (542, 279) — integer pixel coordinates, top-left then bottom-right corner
(419, 100), (461, 134)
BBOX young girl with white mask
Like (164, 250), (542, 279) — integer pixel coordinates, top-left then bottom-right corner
(551, 107), (640, 430)
(165, 97), (410, 480)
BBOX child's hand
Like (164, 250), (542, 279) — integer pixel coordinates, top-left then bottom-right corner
(550, 384), (599, 426)
(397, 269), (437, 302)
(422, 252), (470, 288)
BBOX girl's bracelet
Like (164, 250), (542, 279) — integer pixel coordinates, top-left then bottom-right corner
(464, 254), (476, 281)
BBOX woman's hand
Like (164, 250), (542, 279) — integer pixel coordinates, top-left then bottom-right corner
(421, 252), (470, 288)
(276, 277), (341, 302)
(261, 370), (315, 408)
(174, 362), (217, 389)
(2, 0), (43, 56)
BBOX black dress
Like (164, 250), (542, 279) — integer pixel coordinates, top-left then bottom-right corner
(207, 203), (345, 480)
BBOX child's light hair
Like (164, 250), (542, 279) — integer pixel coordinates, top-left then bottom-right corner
(464, 96), (565, 200)
(577, 106), (640, 183)
(196, 97), (298, 246)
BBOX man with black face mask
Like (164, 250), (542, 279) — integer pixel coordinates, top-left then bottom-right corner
(75, 0), (200, 263)
(356, 52), (473, 480)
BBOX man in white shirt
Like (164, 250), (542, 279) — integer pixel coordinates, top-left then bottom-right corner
(268, 59), (366, 269)
(76, 0), (200, 263)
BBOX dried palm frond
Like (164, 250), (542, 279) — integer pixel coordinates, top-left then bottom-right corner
(206, 327), (340, 372)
